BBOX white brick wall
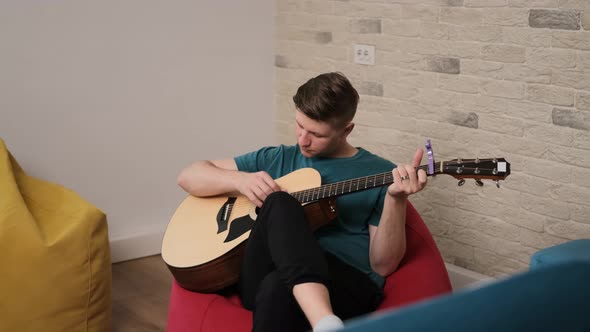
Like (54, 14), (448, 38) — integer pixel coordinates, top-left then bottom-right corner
(275, 0), (590, 278)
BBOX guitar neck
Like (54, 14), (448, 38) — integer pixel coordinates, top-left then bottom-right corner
(290, 163), (439, 204)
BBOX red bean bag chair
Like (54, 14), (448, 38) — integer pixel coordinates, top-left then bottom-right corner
(166, 202), (452, 332)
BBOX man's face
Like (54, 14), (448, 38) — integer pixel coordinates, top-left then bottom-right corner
(294, 110), (350, 158)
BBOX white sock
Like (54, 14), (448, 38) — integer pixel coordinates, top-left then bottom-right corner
(313, 314), (344, 332)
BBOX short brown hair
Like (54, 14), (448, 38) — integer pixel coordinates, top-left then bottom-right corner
(292, 72), (359, 129)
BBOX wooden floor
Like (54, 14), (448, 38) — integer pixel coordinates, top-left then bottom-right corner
(112, 255), (173, 331)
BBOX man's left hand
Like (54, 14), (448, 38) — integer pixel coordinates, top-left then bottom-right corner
(388, 148), (427, 199)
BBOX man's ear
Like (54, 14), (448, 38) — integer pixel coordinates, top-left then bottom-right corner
(343, 122), (355, 137)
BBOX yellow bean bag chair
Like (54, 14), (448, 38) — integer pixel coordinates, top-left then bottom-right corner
(0, 139), (111, 331)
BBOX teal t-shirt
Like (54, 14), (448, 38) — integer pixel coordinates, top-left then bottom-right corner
(234, 144), (396, 288)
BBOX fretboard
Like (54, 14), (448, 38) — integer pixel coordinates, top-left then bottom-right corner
(290, 163), (436, 204)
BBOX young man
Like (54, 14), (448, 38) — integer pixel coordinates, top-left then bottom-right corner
(177, 72), (427, 332)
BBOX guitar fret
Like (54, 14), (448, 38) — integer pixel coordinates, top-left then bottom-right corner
(284, 160), (509, 208)
(290, 165), (441, 204)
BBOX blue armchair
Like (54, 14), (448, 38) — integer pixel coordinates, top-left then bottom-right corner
(340, 240), (590, 332)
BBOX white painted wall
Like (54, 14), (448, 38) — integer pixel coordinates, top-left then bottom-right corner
(0, 0), (275, 259)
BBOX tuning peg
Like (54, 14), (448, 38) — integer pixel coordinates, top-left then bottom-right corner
(495, 180), (500, 188)
(475, 157), (480, 164)
(458, 179), (465, 186)
(475, 179), (484, 187)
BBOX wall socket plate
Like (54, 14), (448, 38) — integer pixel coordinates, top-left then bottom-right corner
(353, 44), (375, 65)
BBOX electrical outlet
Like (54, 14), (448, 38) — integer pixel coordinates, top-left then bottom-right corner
(353, 44), (375, 65)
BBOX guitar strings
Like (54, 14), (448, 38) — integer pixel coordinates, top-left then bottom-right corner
(292, 164), (437, 203)
(230, 162), (501, 209)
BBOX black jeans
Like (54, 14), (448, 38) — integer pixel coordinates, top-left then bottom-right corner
(238, 192), (384, 332)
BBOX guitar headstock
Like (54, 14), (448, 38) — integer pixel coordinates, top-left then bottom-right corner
(421, 139), (510, 188)
(437, 158), (511, 187)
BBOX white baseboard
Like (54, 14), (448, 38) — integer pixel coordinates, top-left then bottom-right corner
(445, 263), (495, 290)
(110, 231), (165, 263)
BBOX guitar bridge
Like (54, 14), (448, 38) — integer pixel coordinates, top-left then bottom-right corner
(216, 197), (237, 234)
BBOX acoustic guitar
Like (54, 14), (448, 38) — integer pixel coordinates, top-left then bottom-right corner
(162, 141), (511, 293)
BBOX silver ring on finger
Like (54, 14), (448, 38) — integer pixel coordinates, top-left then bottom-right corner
(400, 175), (410, 181)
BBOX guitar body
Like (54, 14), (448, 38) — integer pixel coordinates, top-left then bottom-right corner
(161, 168), (337, 293)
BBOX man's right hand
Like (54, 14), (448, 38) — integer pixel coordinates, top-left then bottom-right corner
(236, 171), (282, 208)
